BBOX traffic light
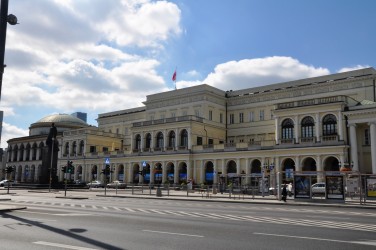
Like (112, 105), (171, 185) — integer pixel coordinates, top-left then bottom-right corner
(67, 161), (74, 173)
(5, 166), (14, 174)
(101, 165), (112, 175)
(61, 166), (67, 173)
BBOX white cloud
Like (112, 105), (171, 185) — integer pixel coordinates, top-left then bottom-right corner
(198, 56), (330, 91)
(1, 0), (183, 149)
(1, 123), (28, 148)
(338, 65), (370, 73)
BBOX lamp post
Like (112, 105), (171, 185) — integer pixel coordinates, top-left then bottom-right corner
(0, 0), (17, 145)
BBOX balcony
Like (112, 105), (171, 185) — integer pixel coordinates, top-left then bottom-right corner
(132, 115), (203, 127)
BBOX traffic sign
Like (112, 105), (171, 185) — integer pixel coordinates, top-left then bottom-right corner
(104, 157), (110, 164)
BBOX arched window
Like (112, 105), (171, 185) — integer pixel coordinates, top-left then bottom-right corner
(32, 143), (37, 160)
(168, 131), (175, 147)
(156, 132), (164, 148)
(322, 114), (337, 136)
(72, 141), (77, 155)
(180, 129), (188, 147)
(135, 134), (141, 150)
(301, 116), (314, 138)
(282, 118), (294, 139)
(79, 141), (85, 155)
(145, 133), (151, 149)
(65, 142), (69, 155)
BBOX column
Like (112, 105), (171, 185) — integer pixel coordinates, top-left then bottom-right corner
(316, 155), (323, 182)
(200, 160), (204, 184)
(140, 132), (144, 152)
(245, 158), (250, 185)
(236, 158), (241, 175)
(150, 162), (155, 184)
(275, 116), (280, 144)
(222, 159), (226, 174)
(188, 128), (192, 150)
(338, 112), (344, 141)
(369, 122), (376, 174)
(162, 164), (167, 184)
(130, 133), (134, 152)
(349, 124), (359, 171)
(295, 156), (300, 171)
(128, 163), (133, 183)
(175, 129), (178, 149)
(294, 115), (299, 143)
(315, 113), (320, 142)
(213, 160), (218, 185)
(193, 160), (197, 182)
(187, 161), (191, 181)
(174, 161), (179, 185)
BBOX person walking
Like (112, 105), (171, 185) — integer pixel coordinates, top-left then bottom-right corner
(282, 184), (287, 202)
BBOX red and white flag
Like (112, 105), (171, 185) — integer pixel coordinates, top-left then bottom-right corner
(172, 70), (177, 81)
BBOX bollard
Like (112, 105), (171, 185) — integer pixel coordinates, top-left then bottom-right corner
(156, 186), (162, 197)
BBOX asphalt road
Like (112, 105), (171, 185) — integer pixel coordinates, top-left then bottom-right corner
(0, 190), (375, 250)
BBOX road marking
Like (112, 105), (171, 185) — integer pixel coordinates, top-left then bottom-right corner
(254, 232), (349, 243)
(254, 232), (376, 246)
(33, 241), (99, 250)
(142, 230), (204, 238)
(54, 213), (94, 216)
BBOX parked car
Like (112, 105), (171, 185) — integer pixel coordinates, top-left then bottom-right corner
(87, 181), (104, 188)
(107, 181), (127, 189)
(311, 182), (326, 196)
(0, 180), (12, 187)
(73, 180), (87, 187)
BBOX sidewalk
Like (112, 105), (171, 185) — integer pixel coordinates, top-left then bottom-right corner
(1, 188), (375, 211)
(94, 189), (376, 210)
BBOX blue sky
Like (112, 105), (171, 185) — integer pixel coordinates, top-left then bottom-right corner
(1, 0), (375, 148)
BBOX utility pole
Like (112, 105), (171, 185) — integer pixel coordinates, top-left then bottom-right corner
(0, 0), (17, 144)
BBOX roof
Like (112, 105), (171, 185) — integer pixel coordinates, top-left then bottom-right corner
(31, 114), (88, 127)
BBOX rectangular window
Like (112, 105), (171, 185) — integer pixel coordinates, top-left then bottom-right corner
(259, 110), (264, 121)
(195, 110), (200, 117)
(220, 113), (223, 123)
(150, 115), (154, 120)
(182, 111), (187, 116)
(229, 114), (235, 124)
(209, 110), (213, 121)
(90, 146), (96, 153)
(160, 114), (165, 119)
(197, 137), (203, 145)
(365, 129), (370, 145)
(208, 139), (213, 145)
(103, 147), (108, 152)
(239, 113), (244, 123)
(249, 111), (254, 122)
(171, 112), (175, 117)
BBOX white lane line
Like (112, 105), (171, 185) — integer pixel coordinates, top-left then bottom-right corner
(34, 241), (99, 250)
(254, 232), (349, 243)
(136, 209), (151, 213)
(254, 232), (376, 246)
(53, 213), (94, 216)
(142, 230), (204, 238)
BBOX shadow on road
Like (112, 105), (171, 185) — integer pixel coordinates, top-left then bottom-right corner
(1, 211), (125, 250)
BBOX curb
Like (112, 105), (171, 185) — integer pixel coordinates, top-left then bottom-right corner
(95, 194), (376, 210)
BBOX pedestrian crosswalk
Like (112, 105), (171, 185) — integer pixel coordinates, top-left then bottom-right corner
(12, 200), (376, 233)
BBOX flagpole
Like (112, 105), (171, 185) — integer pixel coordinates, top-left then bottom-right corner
(172, 67), (177, 90)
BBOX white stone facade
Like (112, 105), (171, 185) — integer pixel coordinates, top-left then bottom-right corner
(5, 68), (376, 186)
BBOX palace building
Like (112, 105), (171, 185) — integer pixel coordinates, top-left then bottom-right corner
(5, 67), (376, 187)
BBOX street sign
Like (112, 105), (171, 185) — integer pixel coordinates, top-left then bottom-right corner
(104, 157), (110, 164)
(142, 161), (147, 167)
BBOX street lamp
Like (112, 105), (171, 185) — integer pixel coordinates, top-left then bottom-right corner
(0, 0), (18, 98)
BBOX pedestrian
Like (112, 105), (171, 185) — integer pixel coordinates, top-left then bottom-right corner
(287, 182), (293, 197)
(282, 184), (287, 202)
